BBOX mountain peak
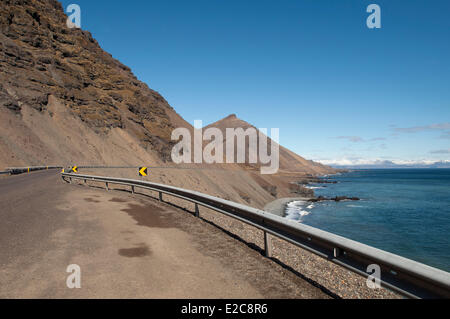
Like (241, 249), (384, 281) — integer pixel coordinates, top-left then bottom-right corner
(224, 114), (237, 120)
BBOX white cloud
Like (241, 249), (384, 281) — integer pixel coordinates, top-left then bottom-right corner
(315, 158), (449, 166)
(394, 122), (450, 133)
(336, 136), (364, 143)
(335, 136), (387, 143)
(440, 132), (450, 139)
(430, 149), (450, 154)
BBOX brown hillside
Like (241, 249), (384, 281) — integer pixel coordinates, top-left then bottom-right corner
(0, 0), (191, 167)
(204, 114), (334, 175)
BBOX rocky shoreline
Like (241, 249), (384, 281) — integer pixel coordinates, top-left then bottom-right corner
(265, 173), (360, 218)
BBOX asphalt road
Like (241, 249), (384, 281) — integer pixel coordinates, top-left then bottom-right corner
(0, 170), (328, 298)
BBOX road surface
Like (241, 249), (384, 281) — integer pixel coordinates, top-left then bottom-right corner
(0, 170), (329, 298)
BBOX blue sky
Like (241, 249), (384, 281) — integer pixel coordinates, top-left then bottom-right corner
(60, 0), (450, 165)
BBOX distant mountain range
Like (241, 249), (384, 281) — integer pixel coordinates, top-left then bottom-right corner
(324, 160), (450, 169)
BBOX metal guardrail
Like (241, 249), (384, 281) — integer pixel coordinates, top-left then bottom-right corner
(61, 172), (450, 299)
(6, 166), (62, 175)
(0, 170), (10, 175)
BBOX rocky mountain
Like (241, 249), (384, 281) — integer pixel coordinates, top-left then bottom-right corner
(0, 0), (191, 167)
(204, 114), (334, 175)
(0, 0), (334, 181)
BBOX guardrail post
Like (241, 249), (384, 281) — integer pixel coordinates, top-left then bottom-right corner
(334, 248), (341, 258)
(131, 186), (135, 194)
(106, 182), (109, 191)
(69, 177), (72, 184)
(264, 231), (272, 258)
(195, 203), (200, 217)
(159, 192), (163, 201)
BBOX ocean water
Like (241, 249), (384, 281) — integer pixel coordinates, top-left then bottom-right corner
(285, 169), (450, 272)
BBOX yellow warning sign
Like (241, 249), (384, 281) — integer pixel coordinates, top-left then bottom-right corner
(139, 167), (148, 177)
(72, 166), (78, 173)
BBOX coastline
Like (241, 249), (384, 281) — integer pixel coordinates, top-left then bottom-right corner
(264, 197), (313, 217)
(264, 171), (350, 218)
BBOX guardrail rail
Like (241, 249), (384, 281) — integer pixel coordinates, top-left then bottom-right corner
(61, 172), (450, 299)
(6, 166), (63, 175)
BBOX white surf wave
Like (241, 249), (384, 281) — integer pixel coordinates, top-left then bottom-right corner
(305, 186), (325, 190)
(285, 201), (313, 222)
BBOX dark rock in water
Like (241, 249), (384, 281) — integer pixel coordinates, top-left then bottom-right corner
(314, 180), (338, 184)
(296, 178), (338, 186)
(309, 196), (360, 203)
(309, 196), (324, 203)
(333, 196), (360, 202)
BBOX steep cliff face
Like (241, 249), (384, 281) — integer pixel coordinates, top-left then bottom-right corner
(0, 0), (190, 166)
(0, 0), (334, 179)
